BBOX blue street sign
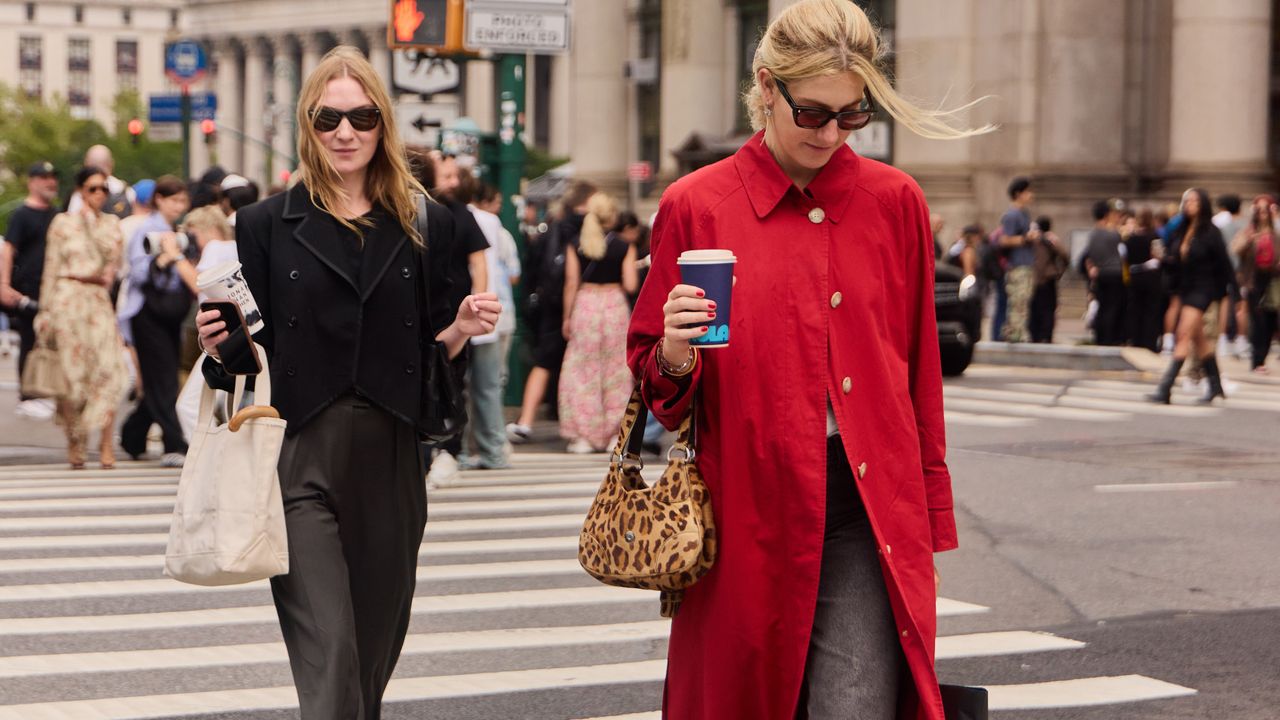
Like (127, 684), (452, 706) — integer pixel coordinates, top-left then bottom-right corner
(149, 93), (217, 123)
(164, 40), (207, 85)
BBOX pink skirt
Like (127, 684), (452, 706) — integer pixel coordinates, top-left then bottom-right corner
(558, 285), (634, 449)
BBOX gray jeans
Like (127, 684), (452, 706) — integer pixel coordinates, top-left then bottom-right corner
(800, 436), (905, 719)
(467, 338), (509, 467)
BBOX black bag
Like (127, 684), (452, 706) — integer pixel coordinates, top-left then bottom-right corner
(941, 684), (989, 720)
(414, 195), (468, 443)
(142, 276), (193, 322)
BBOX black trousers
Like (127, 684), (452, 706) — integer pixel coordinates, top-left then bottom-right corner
(1126, 271), (1163, 353)
(1249, 275), (1278, 369)
(272, 395), (427, 720)
(1094, 275), (1127, 346)
(12, 313), (36, 401)
(1028, 281), (1058, 343)
(122, 306), (188, 455)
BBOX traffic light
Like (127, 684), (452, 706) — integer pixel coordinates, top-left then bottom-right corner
(389, 0), (468, 54)
(200, 118), (216, 144)
(127, 118), (143, 145)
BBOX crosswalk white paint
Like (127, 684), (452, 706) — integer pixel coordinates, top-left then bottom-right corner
(0, 452), (1203, 717)
(1094, 480), (1239, 493)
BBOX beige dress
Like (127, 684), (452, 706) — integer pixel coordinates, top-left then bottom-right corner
(36, 212), (128, 436)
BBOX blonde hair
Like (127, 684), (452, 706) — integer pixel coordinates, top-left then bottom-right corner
(293, 46), (427, 245)
(744, 0), (991, 140)
(181, 206), (233, 244)
(578, 192), (618, 261)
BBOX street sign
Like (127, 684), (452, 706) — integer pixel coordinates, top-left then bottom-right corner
(627, 161), (652, 182)
(393, 51), (461, 95)
(147, 123), (182, 142)
(149, 93), (217, 124)
(164, 40), (207, 87)
(395, 99), (460, 148)
(465, 3), (571, 54)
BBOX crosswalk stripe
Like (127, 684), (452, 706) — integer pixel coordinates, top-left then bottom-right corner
(577, 714), (659, 720)
(1003, 383), (1219, 414)
(0, 659), (670, 719)
(986, 674), (1197, 710)
(942, 396), (1128, 422)
(0, 535), (583, 574)
(0, 585), (655, 636)
(0, 494), (596, 516)
(0, 479), (604, 502)
(945, 385), (1219, 417)
(944, 410), (1035, 428)
(0, 558), (593, 603)
(0, 620), (673, 678)
(0, 591), (984, 637)
(1095, 480), (1238, 493)
(934, 631), (1084, 659)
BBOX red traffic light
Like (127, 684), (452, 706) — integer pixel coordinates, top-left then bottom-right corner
(200, 119), (216, 135)
(127, 118), (143, 136)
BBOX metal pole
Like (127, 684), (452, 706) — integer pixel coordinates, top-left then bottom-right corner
(496, 53), (528, 407)
(181, 85), (192, 180)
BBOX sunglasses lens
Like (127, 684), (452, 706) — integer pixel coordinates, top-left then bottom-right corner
(312, 107), (341, 132)
(348, 108), (380, 131)
(794, 110), (831, 129)
(836, 112), (874, 131)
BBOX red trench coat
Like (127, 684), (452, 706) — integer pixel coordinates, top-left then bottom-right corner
(627, 132), (957, 720)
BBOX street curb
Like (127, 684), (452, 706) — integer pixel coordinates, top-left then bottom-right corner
(974, 342), (1156, 372)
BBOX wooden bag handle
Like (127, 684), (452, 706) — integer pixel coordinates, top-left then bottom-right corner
(228, 405), (281, 432)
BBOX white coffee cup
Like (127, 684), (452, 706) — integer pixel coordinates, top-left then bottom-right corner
(197, 261), (264, 334)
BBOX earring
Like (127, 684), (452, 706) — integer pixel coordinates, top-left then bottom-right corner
(763, 108), (773, 117)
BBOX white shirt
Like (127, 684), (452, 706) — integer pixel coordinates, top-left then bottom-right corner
(467, 206), (521, 344)
(195, 240), (240, 303)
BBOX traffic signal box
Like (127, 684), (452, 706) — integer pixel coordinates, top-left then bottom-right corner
(389, 0), (470, 54)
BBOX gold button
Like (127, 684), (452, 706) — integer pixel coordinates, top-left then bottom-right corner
(884, 544), (892, 555)
(858, 462), (868, 478)
(842, 377), (852, 394)
(830, 292), (842, 309)
(808, 208), (825, 224)
(902, 629), (910, 638)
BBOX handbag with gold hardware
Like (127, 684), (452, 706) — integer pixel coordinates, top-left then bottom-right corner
(578, 387), (716, 617)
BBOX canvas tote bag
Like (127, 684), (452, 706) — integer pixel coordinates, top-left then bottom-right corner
(164, 344), (288, 585)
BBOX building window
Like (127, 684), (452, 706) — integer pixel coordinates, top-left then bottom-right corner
(122, 8), (131, 25)
(637, 0), (662, 183)
(68, 38), (91, 119)
(19, 36), (41, 98)
(170, 9), (180, 29)
(25, 2), (34, 22)
(74, 4), (83, 24)
(117, 40), (138, 91)
(734, 1), (768, 133)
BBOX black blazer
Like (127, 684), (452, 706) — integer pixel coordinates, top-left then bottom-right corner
(203, 184), (458, 434)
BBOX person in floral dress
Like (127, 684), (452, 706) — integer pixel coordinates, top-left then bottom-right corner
(35, 166), (128, 468)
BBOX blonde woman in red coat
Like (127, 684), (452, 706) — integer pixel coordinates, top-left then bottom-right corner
(626, 1), (989, 718)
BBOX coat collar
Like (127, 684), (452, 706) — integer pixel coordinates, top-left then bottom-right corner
(283, 183), (409, 301)
(734, 131), (860, 224)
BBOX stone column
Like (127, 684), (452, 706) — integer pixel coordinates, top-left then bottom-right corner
(214, 39), (244, 175)
(567, 0), (629, 183)
(269, 35), (298, 181)
(364, 26), (392, 93)
(659, 0), (728, 177)
(465, 60), (496, 133)
(299, 32), (323, 82)
(1167, 0), (1273, 186)
(242, 39), (269, 188)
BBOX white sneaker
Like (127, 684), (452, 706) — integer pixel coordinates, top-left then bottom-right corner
(1216, 335), (1231, 359)
(427, 450), (460, 488)
(1233, 336), (1251, 359)
(14, 398), (55, 421)
(1222, 376), (1239, 395)
(566, 439), (596, 454)
(160, 453), (186, 468)
(1161, 334), (1175, 356)
(505, 423), (531, 444)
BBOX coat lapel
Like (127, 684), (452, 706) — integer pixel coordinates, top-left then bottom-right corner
(357, 210), (409, 303)
(283, 184), (359, 293)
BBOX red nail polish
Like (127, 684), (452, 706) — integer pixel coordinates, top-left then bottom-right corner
(708, 313), (717, 319)
(708, 301), (717, 309)
(695, 291), (705, 297)
(701, 327), (709, 333)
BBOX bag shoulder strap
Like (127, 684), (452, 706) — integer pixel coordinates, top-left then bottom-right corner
(615, 385), (698, 465)
(413, 194), (435, 343)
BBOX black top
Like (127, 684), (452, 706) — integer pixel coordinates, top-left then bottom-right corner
(332, 210), (375, 279)
(577, 233), (630, 284)
(5, 204), (58, 297)
(202, 184), (459, 434)
(526, 212), (584, 315)
(1125, 229), (1160, 267)
(440, 199), (489, 310)
(1166, 223), (1233, 303)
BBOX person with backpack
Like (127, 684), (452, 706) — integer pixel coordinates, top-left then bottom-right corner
(1029, 215), (1070, 343)
(1232, 195), (1278, 373)
(995, 176), (1038, 342)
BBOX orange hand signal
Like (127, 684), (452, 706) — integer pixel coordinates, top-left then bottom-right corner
(393, 0), (425, 42)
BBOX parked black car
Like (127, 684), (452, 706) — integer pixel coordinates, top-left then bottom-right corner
(935, 264), (983, 376)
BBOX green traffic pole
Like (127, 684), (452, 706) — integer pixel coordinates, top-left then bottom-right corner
(496, 53), (528, 407)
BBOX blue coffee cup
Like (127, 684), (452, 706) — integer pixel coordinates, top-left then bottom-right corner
(678, 249), (737, 348)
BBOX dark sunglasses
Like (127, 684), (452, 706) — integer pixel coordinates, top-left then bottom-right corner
(83, 185), (108, 195)
(309, 105), (382, 132)
(775, 80), (876, 131)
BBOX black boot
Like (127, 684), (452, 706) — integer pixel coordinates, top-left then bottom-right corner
(1147, 357), (1184, 404)
(1199, 355), (1226, 404)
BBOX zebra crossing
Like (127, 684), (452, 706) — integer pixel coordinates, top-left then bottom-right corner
(943, 372), (1280, 428)
(0, 454), (1197, 717)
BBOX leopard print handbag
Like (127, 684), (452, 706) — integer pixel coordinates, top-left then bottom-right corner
(578, 387), (717, 618)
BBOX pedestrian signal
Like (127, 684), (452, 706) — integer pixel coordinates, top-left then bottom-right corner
(128, 118), (143, 145)
(200, 119), (216, 144)
(389, 0), (468, 54)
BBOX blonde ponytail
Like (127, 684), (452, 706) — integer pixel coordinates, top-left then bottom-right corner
(578, 192), (618, 261)
(743, 0), (992, 140)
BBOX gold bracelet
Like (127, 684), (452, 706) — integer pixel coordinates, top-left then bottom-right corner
(657, 339), (697, 377)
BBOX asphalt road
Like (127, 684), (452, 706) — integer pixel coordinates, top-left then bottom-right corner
(0, 363), (1276, 718)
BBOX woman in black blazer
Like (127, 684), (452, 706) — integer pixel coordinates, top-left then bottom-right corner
(195, 47), (499, 719)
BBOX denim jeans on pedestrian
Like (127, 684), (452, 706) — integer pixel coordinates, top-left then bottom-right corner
(468, 339), (509, 467)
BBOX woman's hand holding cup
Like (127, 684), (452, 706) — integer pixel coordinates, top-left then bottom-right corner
(662, 284), (715, 365)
